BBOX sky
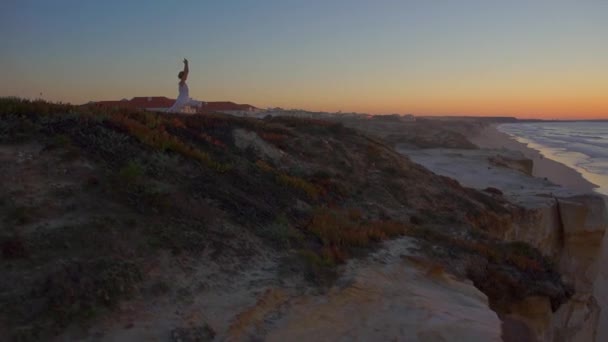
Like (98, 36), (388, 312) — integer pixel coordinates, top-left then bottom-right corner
(1, 0), (607, 119)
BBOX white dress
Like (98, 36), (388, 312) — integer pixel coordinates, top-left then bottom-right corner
(167, 82), (203, 113)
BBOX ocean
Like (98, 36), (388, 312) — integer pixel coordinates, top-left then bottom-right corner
(498, 121), (608, 196)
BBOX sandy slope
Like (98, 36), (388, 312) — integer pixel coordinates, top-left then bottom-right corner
(266, 238), (502, 342)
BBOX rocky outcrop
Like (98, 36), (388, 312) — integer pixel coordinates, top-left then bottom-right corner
(594, 219), (608, 342)
(492, 193), (607, 341)
(503, 296), (553, 341)
(489, 154), (533, 176)
(552, 294), (599, 342)
(554, 196), (607, 342)
(555, 196), (607, 293)
(233, 128), (285, 163)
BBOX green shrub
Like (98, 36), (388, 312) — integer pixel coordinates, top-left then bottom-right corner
(53, 134), (71, 148)
(504, 241), (539, 258)
(0, 114), (19, 141)
(118, 161), (144, 186)
(276, 173), (320, 200)
(307, 208), (407, 250)
(297, 249), (338, 286)
(6, 205), (35, 226)
(138, 185), (172, 212)
(7, 257), (142, 341)
(46, 258), (141, 321)
(146, 223), (208, 254)
(256, 214), (301, 249)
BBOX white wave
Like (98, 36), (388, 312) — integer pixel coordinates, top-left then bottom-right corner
(498, 121), (608, 195)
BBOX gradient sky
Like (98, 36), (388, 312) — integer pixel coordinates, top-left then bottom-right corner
(1, 0), (607, 119)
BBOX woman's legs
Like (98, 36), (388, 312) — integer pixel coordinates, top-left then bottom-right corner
(186, 99), (203, 108)
(167, 98), (203, 113)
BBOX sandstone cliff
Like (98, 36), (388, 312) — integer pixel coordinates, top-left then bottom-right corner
(401, 146), (608, 341)
(505, 195), (607, 342)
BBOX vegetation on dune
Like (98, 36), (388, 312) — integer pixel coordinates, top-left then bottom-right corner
(0, 98), (571, 339)
(307, 208), (407, 257)
(408, 225), (570, 311)
(0, 98), (376, 338)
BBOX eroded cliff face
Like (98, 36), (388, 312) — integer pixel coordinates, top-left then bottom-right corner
(498, 194), (608, 341)
(400, 147), (608, 341)
(594, 215), (608, 342)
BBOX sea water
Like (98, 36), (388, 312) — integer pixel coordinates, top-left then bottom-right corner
(498, 121), (608, 196)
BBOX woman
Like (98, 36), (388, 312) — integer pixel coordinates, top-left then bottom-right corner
(167, 58), (204, 113)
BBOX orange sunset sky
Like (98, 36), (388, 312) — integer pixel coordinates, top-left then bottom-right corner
(1, 1), (607, 119)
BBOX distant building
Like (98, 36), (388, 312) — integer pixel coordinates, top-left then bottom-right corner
(91, 97), (176, 111)
(402, 114), (416, 122)
(371, 113), (416, 122)
(258, 109), (335, 119)
(89, 97), (258, 115)
(202, 101), (259, 116)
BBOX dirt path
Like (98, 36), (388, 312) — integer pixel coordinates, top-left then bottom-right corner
(72, 238), (501, 341)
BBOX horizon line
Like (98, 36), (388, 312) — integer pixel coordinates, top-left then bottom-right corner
(2, 95), (607, 121)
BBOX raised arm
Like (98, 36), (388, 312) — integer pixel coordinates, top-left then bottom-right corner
(181, 58), (189, 81)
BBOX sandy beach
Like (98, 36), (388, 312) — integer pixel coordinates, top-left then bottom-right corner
(469, 124), (598, 193)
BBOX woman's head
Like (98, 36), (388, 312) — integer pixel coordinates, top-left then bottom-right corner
(178, 71), (184, 79)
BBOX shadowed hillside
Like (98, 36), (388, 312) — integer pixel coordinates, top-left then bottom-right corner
(0, 98), (569, 340)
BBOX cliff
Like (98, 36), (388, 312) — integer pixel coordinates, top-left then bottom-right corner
(401, 146), (608, 341)
(0, 99), (604, 341)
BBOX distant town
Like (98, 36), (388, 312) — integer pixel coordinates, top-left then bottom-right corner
(89, 96), (416, 121)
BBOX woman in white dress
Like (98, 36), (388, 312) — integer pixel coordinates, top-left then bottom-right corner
(167, 58), (204, 113)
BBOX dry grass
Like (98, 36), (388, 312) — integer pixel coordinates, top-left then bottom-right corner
(276, 174), (321, 200)
(408, 225), (551, 274)
(290, 208), (409, 285)
(306, 208), (408, 263)
(255, 159), (323, 201)
(255, 159), (274, 173)
(0, 98), (232, 172)
(259, 132), (289, 148)
(107, 112), (231, 172)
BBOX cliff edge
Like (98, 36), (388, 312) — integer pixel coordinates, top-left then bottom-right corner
(0, 99), (602, 341)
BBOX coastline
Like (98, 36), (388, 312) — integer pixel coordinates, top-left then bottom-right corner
(469, 124), (599, 194)
(470, 123), (608, 341)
